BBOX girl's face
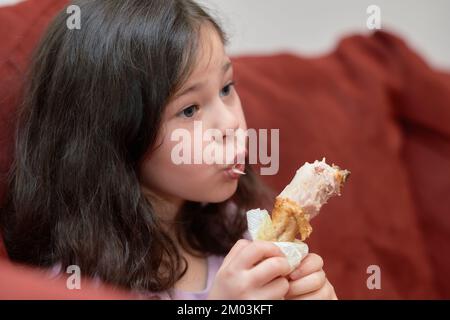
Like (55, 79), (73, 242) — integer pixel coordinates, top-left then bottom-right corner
(139, 24), (247, 208)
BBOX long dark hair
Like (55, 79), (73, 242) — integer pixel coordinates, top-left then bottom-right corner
(0, 0), (275, 293)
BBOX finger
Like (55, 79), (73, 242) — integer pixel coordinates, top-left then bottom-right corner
(290, 280), (335, 300)
(329, 281), (338, 300)
(289, 253), (324, 281)
(286, 270), (326, 298)
(234, 240), (285, 269)
(249, 256), (291, 286)
(222, 239), (251, 269)
(253, 277), (290, 300)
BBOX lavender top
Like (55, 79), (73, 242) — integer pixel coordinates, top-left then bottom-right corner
(47, 203), (251, 299)
(48, 254), (224, 299)
(145, 254), (224, 300)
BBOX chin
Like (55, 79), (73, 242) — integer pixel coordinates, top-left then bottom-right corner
(203, 180), (239, 203)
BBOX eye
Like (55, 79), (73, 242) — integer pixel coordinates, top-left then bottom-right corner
(178, 105), (199, 118)
(220, 81), (235, 97)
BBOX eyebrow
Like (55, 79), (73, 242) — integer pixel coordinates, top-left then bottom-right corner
(173, 61), (233, 100)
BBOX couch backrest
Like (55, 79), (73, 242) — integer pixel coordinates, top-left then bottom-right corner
(232, 31), (449, 298)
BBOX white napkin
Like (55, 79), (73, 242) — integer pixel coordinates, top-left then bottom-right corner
(246, 208), (309, 271)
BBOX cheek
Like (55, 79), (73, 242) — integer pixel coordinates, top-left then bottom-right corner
(234, 93), (247, 131)
(138, 134), (239, 203)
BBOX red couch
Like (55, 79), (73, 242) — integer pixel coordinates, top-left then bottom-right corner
(1, 0), (449, 299)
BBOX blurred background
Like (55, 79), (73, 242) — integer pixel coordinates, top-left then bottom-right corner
(2, 0), (449, 69)
(197, 0), (450, 70)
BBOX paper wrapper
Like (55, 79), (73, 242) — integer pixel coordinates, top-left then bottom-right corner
(246, 208), (309, 271)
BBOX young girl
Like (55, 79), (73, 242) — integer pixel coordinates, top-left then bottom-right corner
(0, 0), (336, 300)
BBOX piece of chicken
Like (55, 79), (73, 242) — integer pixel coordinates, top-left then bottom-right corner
(259, 158), (350, 242)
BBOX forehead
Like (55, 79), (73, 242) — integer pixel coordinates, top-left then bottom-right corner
(187, 23), (228, 80)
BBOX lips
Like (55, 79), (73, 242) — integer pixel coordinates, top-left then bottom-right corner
(230, 163), (246, 175)
(223, 149), (248, 170)
(222, 149), (247, 179)
(224, 163), (246, 180)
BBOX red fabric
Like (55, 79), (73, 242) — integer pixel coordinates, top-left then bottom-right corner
(0, 259), (133, 299)
(233, 32), (450, 299)
(1, 0), (449, 299)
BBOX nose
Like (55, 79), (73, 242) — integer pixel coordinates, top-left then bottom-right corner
(210, 99), (246, 165)
(214, 100), (240, 140)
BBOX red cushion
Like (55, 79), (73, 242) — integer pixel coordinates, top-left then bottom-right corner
(0, 258), (133, 299)
(388, 44), (450, 297)
(233, 31), (449, 299)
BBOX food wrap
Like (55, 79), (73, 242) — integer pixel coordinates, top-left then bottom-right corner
(246, 208), (309, 271)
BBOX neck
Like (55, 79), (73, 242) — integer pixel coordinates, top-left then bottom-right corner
(141, 186), (184, 237)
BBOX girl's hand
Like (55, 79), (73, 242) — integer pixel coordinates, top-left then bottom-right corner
(208, 239), (291, 300)
(285, 253), (338, 300)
